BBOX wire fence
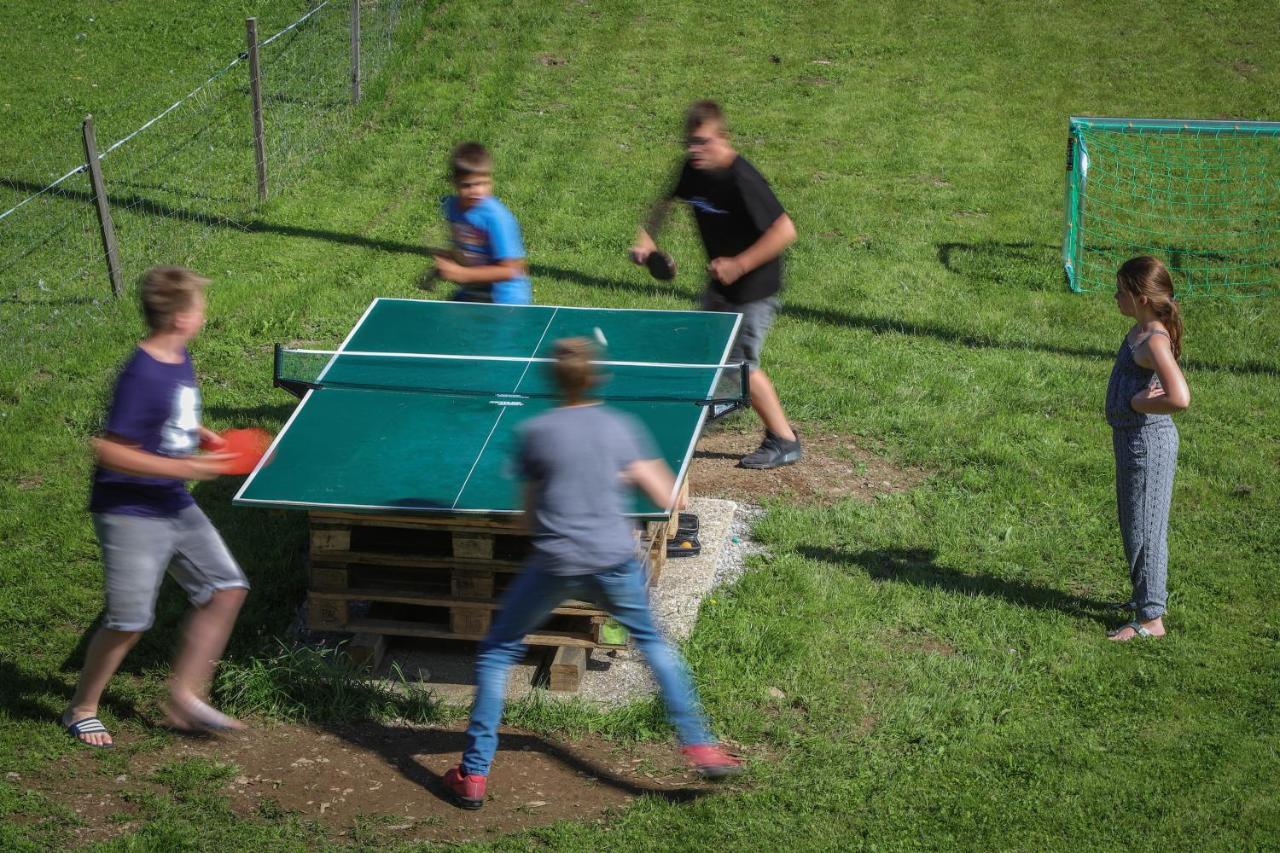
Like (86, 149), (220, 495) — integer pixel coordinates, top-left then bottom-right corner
(0, 0), (404, 306)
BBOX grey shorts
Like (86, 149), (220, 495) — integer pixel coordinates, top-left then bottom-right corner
(93, 505), (249, 632)
(702, 289), (780, 369)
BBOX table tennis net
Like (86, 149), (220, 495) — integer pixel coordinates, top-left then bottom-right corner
(274, 346), (749, 406)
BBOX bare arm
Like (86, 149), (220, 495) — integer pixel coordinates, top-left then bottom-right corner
(630, 199), (674, 264)
(93, 436), (229, 481)
(708, 213), (797, 285)
(434, 256), (527, 286)
(623, 458), (684, 511)
(1131, 334), (1190, 413)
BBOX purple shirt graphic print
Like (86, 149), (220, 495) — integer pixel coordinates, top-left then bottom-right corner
(89, 347), (201, 517)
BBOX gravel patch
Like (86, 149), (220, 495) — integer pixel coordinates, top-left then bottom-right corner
(576, 497), (765, 705)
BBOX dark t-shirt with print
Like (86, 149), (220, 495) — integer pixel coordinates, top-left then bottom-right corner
(670, 155), (787, 304)
(89, 347), (201, 517)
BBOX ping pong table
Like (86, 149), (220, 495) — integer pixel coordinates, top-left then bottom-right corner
(233, 298), (743, 517)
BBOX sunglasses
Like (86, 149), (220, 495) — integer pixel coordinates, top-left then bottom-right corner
(686, 135), (713, 147)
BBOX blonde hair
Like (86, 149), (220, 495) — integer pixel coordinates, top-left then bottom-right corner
(139, 266), (208, 332)
(1117, 256), (1184, 360)
(551, 337), (598, 400)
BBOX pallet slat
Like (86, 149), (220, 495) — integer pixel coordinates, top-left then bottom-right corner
(344, 616), (601, 648)
(310, 589), (605, 616)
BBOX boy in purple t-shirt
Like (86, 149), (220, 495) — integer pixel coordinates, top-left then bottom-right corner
(442, 338), (740, 810)
(63, 267), (249, 748)
(430, 142), (532, 305)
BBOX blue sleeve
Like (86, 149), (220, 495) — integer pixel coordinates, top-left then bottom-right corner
(484, 201), (525, 261)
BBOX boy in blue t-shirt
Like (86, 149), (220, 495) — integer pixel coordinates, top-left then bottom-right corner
(63, 267), (250, 748)
(432, 142), (532, 304)
(442, 338), (740, 810)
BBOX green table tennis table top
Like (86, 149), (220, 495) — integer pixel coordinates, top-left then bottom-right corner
(232, 298), (742, 518)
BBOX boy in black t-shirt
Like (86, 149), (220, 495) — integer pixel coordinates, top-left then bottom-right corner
(631, 100), (801, 469)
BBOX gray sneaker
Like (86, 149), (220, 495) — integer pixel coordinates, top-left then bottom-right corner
(738, 431), (802, 469)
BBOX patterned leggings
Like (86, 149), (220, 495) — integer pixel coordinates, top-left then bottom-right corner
(1112, 421), (1179, 622)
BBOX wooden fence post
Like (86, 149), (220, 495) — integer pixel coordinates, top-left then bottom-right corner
(245, 17), (268, 202)
(81, 115), (124, 298)
(350, 0), (362, 104)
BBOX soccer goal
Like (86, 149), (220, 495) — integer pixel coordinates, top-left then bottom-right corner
(1062, 116), (1280, 297)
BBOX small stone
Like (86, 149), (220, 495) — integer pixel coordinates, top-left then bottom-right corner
(767, 686), (786, 700)
(114, 774), (127, 783)
(5, 772), (19, 782)
(526, 800), (547, 808)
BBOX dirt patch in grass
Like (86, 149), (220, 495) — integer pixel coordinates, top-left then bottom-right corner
(689, 425), (926, 506)
(22, 722), (744, 847)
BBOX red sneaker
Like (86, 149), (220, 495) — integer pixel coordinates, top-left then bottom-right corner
(680, 744), (743, 779)
(443, 765), (486, 809)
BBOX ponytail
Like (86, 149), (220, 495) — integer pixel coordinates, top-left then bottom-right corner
(1158, 297), (1183, 360)
(1117, 256), (1184, 360)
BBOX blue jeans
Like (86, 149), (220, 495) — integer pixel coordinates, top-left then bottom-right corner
(461, 557), (715, 776)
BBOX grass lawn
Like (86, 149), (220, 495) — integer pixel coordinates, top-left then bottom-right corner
(2, 0), (1278, 849)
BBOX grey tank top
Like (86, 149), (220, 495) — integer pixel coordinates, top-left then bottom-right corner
(1105, 329), (1172, 429)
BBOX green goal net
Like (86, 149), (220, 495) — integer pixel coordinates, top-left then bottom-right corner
(1062, 116), (1280, 297)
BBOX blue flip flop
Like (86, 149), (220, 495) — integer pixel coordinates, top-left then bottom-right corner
(65, 715), (113, 749)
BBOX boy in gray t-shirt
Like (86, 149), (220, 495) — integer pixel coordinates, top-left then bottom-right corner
(516, 403), (655, 575)
(443, 338), (741, 809)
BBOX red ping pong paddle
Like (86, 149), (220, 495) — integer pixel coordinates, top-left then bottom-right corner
(215, 428), (273, 476)
(646, 250), (677, 281)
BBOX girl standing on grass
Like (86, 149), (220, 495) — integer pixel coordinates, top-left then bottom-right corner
(1104, 256), (1190, 641)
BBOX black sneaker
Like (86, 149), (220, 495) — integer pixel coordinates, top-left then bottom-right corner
(738, 431), (802, 469)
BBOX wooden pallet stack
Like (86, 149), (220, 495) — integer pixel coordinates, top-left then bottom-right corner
(304, 497), (678, 691)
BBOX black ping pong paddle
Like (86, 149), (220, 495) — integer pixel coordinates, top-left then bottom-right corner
(646, 250), (677, 281)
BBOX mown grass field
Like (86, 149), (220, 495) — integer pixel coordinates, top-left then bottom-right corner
(2, 0), (1278, 849)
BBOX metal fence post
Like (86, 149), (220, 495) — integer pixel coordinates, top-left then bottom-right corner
(350, 0), (362, 104)
(246, 17), (268, 201)
(81, 115), (124, 298)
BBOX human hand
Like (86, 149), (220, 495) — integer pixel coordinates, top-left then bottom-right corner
(184, 453), (235, 480)
(434, 255), (466, 283)
(629, 245), (652, 266)
(708, 256), (746, 285)
(199, 429), (227, 452)
(1131, 385), (1167, 411)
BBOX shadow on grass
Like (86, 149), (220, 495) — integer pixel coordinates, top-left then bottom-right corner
(0, 656), (144, 726)
(799, 545), (1115, 626)
(936, 240), (1062, 292)
(6, 178), (1274, 377)
(322, 720), (713, 806)
(202, 401), (299, 423)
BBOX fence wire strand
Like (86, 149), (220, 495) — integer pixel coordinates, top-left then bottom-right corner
(1, 1), (404, 307)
